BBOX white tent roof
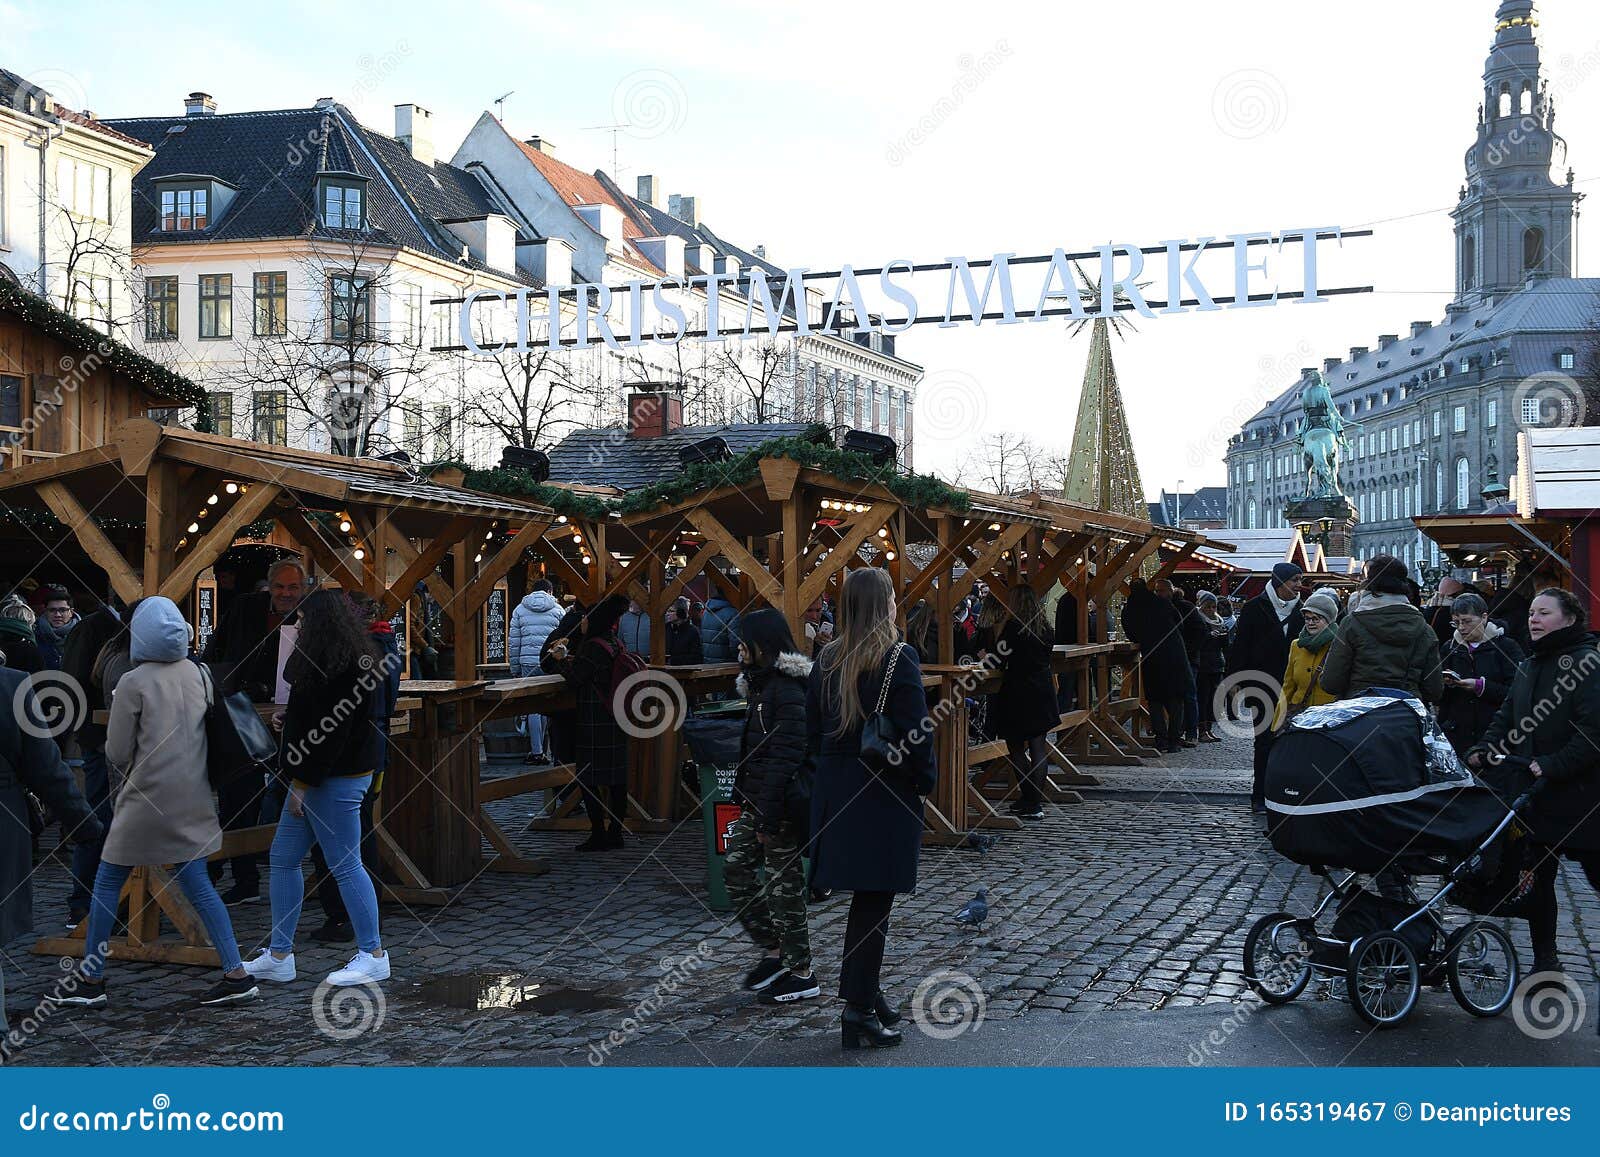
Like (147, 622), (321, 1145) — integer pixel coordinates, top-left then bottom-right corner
(1517, 427), (1600, 514)
(1195, 527), (1308, 575)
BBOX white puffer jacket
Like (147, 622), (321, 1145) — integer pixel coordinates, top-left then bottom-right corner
(509, 590), (566, 676)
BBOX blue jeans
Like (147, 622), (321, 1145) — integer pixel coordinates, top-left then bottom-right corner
(268, 775), (380, 954)
(526, 714), (547, 756)
(68, 747), (113, 914)
(84, 860), (243, 978)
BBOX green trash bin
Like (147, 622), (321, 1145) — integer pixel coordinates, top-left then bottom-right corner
(683, 714), (745, 911)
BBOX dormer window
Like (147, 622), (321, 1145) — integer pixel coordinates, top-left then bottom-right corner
(1556, 348), (1576, 371)
(161, 185), (208, 231)
(321, 180), (366, 230)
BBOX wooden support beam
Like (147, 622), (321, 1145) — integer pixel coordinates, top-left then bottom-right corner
(460, 517), (552, 615)
(157, 482), (281, 605)
(1092, 537), (1163, 601)
(661, 539), (720, 608)
(950, 522), (1031, 604)
(1149, 540), (1197, 582)
(453, 542), (474, 680)
(686, 508), (784, 605)
(796, 501), (896, 610)
(143, 459), (179, 596)
(35, 481), (142, 603)
(384, 516), (474, 614)
(781, 496), (803, 642)
(1030, 532), (1092, 594)
(274, 506), (362, 590)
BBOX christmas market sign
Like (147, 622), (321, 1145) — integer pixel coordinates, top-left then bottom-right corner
(448, 228), (1368, 354)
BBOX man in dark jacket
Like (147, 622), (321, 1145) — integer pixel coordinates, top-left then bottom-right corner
(2, 668), (102, 1030)
(201, 558), (307, 903)
(700, 595), (741, 663)
(1160, 580), (1203, 746)
(664, 598), (703, 665)
(1121, 580), (1192, 754)
(1226, 562), (1305, 811)
(1423, 576), (1464, 647)
(59, 595), (126, 926)
(32, 585), (78, 670)
(1054, 588), (1079, 711)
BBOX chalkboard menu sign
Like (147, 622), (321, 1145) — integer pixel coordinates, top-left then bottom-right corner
(391, 601), (411, 676)
(194, 573), (218, 655)
(482, 581), (509, 665)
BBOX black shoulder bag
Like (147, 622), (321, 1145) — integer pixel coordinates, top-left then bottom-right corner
(193, 659), (277, 790)
(859, 642), (908, 775)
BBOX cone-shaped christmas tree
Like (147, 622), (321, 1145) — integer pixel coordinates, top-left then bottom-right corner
(1062, 314), (1148, 520)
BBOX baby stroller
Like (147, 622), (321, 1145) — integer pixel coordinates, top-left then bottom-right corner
(1243, 692), (1544, 1028)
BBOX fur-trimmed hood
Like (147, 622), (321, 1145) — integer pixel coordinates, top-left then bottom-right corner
(736, 650), (812, 696)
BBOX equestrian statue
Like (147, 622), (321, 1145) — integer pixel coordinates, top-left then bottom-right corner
(1296, 371), (1356, 499)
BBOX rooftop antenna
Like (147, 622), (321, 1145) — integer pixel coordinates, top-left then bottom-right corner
(493, 91), (514, 121)
(581, 122), (633, 178)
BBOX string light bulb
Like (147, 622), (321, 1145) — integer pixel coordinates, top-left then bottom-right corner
(353, 548), (365, 560)
(339, 518), (352, 533)
(187, 522), (200, 533)
(206, 494), (218, 505)
(225, 482), (239, 495)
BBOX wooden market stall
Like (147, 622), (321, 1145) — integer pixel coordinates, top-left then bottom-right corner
(1, 419), (562, 961)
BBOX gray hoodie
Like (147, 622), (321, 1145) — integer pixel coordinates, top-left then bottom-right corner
(131, 596), (191, 663)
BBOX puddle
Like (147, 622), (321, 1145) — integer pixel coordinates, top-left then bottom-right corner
(408, 972), (624, 1014)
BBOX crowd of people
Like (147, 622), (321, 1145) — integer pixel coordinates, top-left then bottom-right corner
(4, 548), (1597, 1049)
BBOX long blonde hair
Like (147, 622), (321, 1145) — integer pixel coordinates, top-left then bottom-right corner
(820, 566), (898, 737)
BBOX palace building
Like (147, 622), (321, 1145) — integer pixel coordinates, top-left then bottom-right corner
(1224, 0), (1599, 573)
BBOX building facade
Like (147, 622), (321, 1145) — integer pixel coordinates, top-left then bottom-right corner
(1225, 0), (1599, 573)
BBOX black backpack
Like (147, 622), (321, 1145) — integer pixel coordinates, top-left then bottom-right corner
(192, 659), (277, 789)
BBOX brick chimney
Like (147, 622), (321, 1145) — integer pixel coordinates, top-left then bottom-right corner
(184, 91), (216, 116)
(628, 387), (684, 439)
(636, 174), (662, 207)
(524, 135), (558, 156)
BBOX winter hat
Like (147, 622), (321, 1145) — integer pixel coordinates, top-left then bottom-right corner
(1196, 590), (1218, 607)
(1302, 588), (1341, 624)
(1271, 562), (1303, 587)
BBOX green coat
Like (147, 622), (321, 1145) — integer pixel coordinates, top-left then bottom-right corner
(1319, 603), (1444, 703)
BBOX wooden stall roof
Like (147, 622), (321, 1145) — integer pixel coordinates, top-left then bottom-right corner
(0, 421), (558, 536)
(1413, 509), (1569, 567)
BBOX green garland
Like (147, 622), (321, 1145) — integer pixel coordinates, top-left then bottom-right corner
(419, 459), (613, 521)
(0, 281), (211, 429)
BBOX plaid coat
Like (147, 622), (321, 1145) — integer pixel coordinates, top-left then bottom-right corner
(548, 632), (630, 787)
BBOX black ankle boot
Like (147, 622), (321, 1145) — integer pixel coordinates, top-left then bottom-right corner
(841, 1003), (902, 1050)
(576, 830), (609, 853)
(873, 991), (902, 1027)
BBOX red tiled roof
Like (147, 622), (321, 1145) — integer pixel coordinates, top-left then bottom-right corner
(54, 105), (153, 150)
(509, 135), (663, 274)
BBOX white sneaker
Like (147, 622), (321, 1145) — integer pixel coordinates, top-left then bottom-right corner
(242, 950), (296, 983)
(327, 949), (391, 987)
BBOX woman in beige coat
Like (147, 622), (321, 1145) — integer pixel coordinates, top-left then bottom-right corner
(62, 597), (258, 1009)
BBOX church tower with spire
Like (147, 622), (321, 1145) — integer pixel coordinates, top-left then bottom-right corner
(1451, 0), (1582, 304)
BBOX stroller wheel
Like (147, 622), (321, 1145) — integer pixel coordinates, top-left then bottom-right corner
(1446, 922), (1519, 1017)
(1347, 933), (1421, 1027)
(1243, 912), (1312, 1004)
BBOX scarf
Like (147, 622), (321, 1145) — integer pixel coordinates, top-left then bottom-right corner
(1452, 619), (1503, 649)
(1356, 591), (1412, 612)
(1298, 622), (1337, 651)
(1265, 584), (1299, 623)
(1531, 622), (1591, 660)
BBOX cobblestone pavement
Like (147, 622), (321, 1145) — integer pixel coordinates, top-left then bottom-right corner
(5, 730), (1596, 1066)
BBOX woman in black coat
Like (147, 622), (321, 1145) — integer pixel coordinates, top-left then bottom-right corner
(992, 585), (1059, 820)
(1192, 591), (1230, 742)
(1435, 592), (1524, 756)
(1469, 588), (1600, 975)
(724, 610), (817, 1005)
(807, 567), (934, 1050)
(1120, 580), (1190, 752)
(545, 595), (632, 852)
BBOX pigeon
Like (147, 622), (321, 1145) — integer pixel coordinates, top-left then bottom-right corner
(954, 888), (989, 928)
(962, 833), (1001, 856)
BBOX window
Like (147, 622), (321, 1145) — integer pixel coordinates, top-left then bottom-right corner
(1452, 404), (1467, 433)
(144, 276), (179, 341)
(1380, 429), (1387, 454)
(57, 157), (111, 221)
(401, 285), (423, 346)
(402, 409), (425, 458)
(1485, 398), (1497, 428)
(1434, 461), (1444, 509)
(253, 390), (287, 445)
(1246, 499), (1257, 530)
(1455, 457), (1470, 510)
(1524, 227), (1545, 272)
(1265, 456), (1272, 481)
(1461, 234), (1476, 292)
(329, 274), (372, 341)
(198, 274), (232, 339)
(1402, 424), (1411, 449)
(254, 272), (288, 336)
(1, 374), (21, 431)
(209, 391), (234, 438)
(433, 405), (453, 460)
(1557, 349), (1576, 371)
(877, 382), (889, 429)
(69, 275), (112, 332)
(322, 183), (365, 230)
(159, 185), (208, 231)
(1521, 396), (1541, 426)
(1245, 462), (1255, 483)
(1433, 411), (1441, 438)
(1381, 490), (1390, 522)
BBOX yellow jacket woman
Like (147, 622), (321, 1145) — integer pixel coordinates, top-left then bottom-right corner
(1272, 588), (1341, 731)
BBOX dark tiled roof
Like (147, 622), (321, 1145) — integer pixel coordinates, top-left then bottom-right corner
(101, 103), (530, 283)
(546, 422), (815, 491)
(0, 66), (152, 150)
(1148, 486), (1228, 526)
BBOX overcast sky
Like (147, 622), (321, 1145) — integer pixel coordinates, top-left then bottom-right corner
(9, 0), (1600, 497)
